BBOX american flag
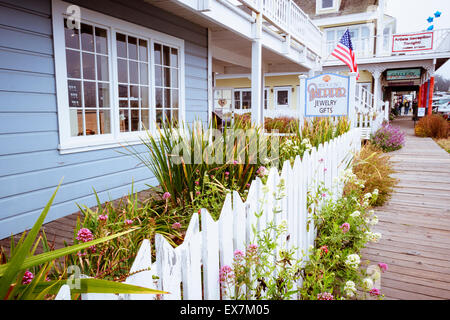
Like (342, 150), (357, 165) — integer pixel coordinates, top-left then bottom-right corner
(331, 29), (359, 80)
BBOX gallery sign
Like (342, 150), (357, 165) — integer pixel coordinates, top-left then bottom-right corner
(386, 68), (421, 81)
(392, 32), (433, 53)
(305, 73), (349, 117)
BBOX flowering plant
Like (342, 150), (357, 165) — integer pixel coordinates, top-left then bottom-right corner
(370, 122), (405, 152)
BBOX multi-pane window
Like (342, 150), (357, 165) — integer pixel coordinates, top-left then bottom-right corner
(154, 43), (179, 127)
(234, 88), (268, 110)
(274, 87), (290, 108)
(64, 20), (111, 137)
(116, 33), (150, 132)
(54, 1), (185, 153)
(326, 25), (372, 58)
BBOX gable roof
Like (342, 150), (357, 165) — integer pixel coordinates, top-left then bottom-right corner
(294, 0), (378, 20)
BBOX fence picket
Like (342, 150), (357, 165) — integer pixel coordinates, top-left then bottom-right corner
(201, 209), (221, 300)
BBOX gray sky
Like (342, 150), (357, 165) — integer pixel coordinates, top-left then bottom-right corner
(385, 0), (450, 78)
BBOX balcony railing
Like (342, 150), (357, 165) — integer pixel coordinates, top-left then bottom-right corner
(232, 0), (323, 56)
(324, 28), (450, 62)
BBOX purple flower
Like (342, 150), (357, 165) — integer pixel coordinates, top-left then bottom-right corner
(98, 214), (108, 221)
(340, 222), (350, 233)
(22, 270), (34, 285)
(76, 228), (93, 243)
(172, 222), (182, 230)
(256, 166), (268, 177)
(162, 192), (171, 200)
(125, 219), (133, 225)
(317, 292), (334, 300)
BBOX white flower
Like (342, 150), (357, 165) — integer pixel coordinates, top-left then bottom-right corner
(362, 277), (374, 291)
(350, 210), (360, 218)
(373, 189), (379, 195)
(370, 215), (379, 226)
(368, 209), (375, 216)
(344, 280), (357, 297)
(365, 231), (382, 243)
(345, 254), (361, 269)
(364, 192), (372, 199)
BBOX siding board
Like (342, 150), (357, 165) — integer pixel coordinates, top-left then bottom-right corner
(0, 0), (208, 239)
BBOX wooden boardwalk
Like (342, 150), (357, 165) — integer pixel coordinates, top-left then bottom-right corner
(361, 116), (450, 300)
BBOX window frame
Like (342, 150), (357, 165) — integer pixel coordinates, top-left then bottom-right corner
(316, 0), (339, 14)
(273, 86), (291, 109)
(325, 23), (374, 58)
(52, 0), (185, 154)
(233, 88), (269, 111)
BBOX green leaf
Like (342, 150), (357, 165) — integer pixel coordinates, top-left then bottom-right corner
(0, 182), (61, 299)
(0, 228), (139, 277)
(18, 278), (167, 296)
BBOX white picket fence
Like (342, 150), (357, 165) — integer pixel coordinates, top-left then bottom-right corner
(56, 128), (361, 300)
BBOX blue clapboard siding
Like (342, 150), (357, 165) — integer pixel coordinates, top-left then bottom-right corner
(0, 0), (208, 239)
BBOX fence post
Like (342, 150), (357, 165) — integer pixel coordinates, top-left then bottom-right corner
(348, 72), (358, 131)
(298, 74), (307, 129)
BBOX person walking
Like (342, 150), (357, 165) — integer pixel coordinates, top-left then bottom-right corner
(399, 99), (404, 116)
(404, 100), (410, 115)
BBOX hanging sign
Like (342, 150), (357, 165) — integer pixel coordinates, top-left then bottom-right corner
(305, 73), (349, 117)
(386, 69), (421, 81)
(392, 32), (433, 52)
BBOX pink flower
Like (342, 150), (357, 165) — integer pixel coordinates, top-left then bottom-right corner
(162, 192), (171, 200)
(378, 263), (388, 272)
(248, 243), (258, 251)
(77, 251), (87, 257)
(98, 214), (108, 221)
(369, 288), (381, 296)
(256, 166), (268, 177)
(125, 219), (133, 225)
(225, 171), (230, 176)
(76, 228), (93, 243)
(246, 183), (251, 188)
(319, 158), (324, 163)
(234, 249), (244, 258)
(317, 292), (334, 300)
(195, 180), (200, 185)
(172, 222), (182, 230)
(195, 191), (201, 196)
(219, 265), (234, 283)
(324, 168), (328, 172)
(210, 175), (215, 179)
(340, 222), (350, 233)
(321, 193), (327, 198)
(22, 270), (34, 285)
(233, 160), (238, 165)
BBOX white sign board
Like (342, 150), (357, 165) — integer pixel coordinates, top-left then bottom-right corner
(418, 107), (425, 117)
(392, 32), (433, 53)
(305, 73), (349, 117)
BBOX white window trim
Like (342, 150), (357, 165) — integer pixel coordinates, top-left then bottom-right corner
(273, 87), (291, 109)
(325, 23), (375, 58)
(316, 0), (339, 14)
(233, 88), (269, 111)
(52, 0), (185, 154)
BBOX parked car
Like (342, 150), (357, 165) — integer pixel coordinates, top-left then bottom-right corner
(436, 99), (450, 119)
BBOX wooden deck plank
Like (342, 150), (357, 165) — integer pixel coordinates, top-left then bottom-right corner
(362, 117), (450, 300)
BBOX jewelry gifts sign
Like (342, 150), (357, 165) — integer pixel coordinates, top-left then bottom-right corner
(305, 73), (350, 117)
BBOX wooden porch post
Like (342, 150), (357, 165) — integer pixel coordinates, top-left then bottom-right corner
(251, 12), (263, 126)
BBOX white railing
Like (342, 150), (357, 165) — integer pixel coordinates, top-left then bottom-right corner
(324, 28), (450, 62)
(56, 129), (361, 300)
(354, 83), (387, 139)
(234, 0), (323, 56)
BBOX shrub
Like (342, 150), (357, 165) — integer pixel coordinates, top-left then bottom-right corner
(264, 117), (298, 133)
(345, 143), (397, 207)
(414, 114), (449, 139)
(370, 122), (405, 152)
